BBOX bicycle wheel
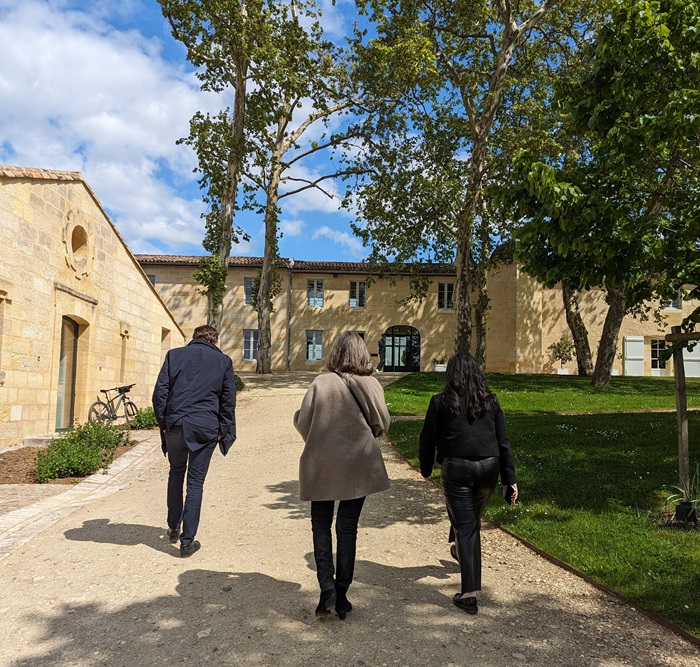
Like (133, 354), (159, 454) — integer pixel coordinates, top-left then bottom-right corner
(124, 400), (138, 424)
(88, 401), (112, 423)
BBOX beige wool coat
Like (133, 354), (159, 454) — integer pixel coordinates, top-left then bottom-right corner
(294, 372), (391, 501)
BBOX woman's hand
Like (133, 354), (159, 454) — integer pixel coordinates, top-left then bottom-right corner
(503, 483), (519, 505)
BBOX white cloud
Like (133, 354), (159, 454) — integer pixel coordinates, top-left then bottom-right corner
(0, 0), (362, 261)
(280, 219), (305, 237)
(0, 0), (215, 252)
(312, 225), (365, 258)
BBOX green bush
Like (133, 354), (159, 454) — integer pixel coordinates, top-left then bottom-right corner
(131, 406), (159, 429)
(235, 374), (244, 391)
(35, 421), (131, 483)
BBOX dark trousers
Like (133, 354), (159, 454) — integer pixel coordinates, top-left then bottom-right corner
(441, 456), (499, 593)
(166, 424), (216, 546)
(377, 354), (385, 371)
(310, 497), (366, 594)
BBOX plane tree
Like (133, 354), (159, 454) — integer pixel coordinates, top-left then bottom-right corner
(346, 0), (608, 358)
(503, 0), (700, 385)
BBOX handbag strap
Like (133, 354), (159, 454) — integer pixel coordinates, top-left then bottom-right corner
(334, 372), (371, 428)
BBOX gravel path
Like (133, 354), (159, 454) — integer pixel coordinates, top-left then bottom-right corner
(0, 372), (699, 667)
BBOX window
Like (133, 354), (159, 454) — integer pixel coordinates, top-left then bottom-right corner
(355, 331), (365, 340)
(663, 293), (680, 310)
(307, 280), (324, 307)
(349, 281), (366, 308)
(244, 277), (254, 306)
(243, 330), (259, 361)
(651, 339), (666, 370)
(147, 274), (156, 286)
(306, 330), (323, 361)
(438, 282), (454, 309)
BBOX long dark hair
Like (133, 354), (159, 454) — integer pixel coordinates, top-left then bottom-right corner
(443, 352), (496, 421)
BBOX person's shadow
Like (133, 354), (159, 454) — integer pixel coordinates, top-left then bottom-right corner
(64, 519), (176, 555)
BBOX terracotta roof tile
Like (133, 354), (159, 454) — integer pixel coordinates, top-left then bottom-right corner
(134, 254), (456, 275)
(0, 164), (83, 181)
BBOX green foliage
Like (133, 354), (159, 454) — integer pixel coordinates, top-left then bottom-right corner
(250, 269), (282, 311)
(35, 421), (131, 483)
(235, 374), (244, 391)
(666, 461), (700, 510)
(383, 371), (700, 415)
(193, 255), (229, 319)
(505, 0), (700, 315)
(389, 412), (700, 636)
(548, 336), (576, 367)
(130, 407), (159, 430)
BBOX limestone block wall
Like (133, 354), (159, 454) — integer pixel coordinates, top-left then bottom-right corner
(142, 261), (459, 372)
(0, 170), (185, 448)
(535, 282), (698, 376)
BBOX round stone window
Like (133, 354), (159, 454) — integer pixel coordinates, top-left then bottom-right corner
(63, 211), (94, 279)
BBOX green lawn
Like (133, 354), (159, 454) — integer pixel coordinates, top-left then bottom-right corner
(385, 372), (700, 415)
(386, 374), (700, 637)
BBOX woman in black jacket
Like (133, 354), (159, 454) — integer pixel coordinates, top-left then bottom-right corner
(419, 352), (518, 614)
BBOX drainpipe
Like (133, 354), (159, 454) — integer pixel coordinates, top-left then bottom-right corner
(286, 258), (294, 371)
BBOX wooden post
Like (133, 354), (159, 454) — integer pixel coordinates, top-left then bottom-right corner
(670, 326), (690, 492)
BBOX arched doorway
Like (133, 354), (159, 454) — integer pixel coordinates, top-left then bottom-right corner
(56, 316), (79, 431)
(384, 325), (420, 372)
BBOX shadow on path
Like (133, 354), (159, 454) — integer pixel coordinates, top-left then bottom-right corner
(64, 519), (175, 556)
(8, 565), (685, 667)
(264, 478), (445, 529)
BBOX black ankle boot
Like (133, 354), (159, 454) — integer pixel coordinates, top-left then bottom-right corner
(335, 589), (352, 620)
(315, 589), (337, 616)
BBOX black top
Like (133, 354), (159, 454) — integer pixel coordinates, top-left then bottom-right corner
(152, 339), (237, 455)
(418, 392), (516, 485)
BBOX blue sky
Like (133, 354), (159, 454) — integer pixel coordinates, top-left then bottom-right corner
(0, 0), (366, 261)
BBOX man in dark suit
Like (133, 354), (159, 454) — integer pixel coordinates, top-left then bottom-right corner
(153, 325), (236, 557)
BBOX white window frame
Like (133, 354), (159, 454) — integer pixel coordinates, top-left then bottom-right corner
(438, 282), (455, 310)
(244, 277), (254, 306)
(306, 330), (323, 361)
(307, 280), (324, 307)
(349, 281), (366, 308)
(243, 329), (258, 361)
(651, 339), (666, 370)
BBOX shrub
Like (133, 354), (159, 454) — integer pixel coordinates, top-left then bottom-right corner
(35, 421), (131, 483)
(235, 374), (244, 391)
(548, 336), (576, 367)
(131, 406), (159, 429)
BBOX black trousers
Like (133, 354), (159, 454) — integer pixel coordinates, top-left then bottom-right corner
(441, 456), (499, 593)
(310, 497), (366, 594)
(166, 424), (216, 546)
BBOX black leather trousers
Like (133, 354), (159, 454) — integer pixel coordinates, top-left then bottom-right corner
(311, 497), (366, 594)
(441, 456), (499, 593)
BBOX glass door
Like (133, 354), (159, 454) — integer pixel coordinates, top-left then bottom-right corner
(384, 326), (420, 372)
(56, 316), (78, 431)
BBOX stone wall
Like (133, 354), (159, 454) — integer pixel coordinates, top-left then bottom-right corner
(142, 257), (699, 378)
(0, 168), (185, 448)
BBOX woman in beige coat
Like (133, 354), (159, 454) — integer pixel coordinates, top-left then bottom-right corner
(294, 332), (391, 620)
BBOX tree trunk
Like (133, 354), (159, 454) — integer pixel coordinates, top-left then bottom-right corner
(474, 272), (489, 368)
(591, 287), (627, 386)
(454, 215), (474, 354)
(209, 53), (248, 328)
(256, 146), (284, 374)
(562, 282), (593, 376)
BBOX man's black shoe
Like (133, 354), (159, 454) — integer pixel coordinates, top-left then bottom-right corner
(180, 540), (201, 558)
(167, 527), (180, 543)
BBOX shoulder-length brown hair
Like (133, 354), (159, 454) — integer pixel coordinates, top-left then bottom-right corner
(326, 332), (373, 376)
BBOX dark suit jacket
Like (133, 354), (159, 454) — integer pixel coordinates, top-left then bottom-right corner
(152, 339), (237, 456)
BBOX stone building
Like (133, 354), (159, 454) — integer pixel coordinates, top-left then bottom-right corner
(136, 255), (700, 377)
(0, 166), (185, 449)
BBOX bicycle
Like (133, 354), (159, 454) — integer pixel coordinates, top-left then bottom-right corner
(88, 384), (138, 425)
